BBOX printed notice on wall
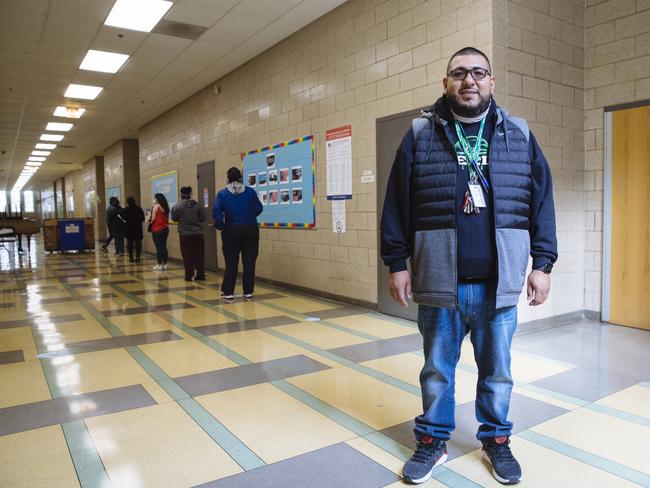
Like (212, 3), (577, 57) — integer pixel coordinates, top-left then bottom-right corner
(332, 199), (346, 233)
(326, 125), (352, 200)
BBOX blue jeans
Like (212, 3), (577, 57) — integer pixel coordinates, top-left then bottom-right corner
(152, 227), (169, 264)
(415, 282), (517, 441)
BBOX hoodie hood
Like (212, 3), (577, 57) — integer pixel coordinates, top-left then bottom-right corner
(227, 182), (245, 195)
(182, 198), (197, 208)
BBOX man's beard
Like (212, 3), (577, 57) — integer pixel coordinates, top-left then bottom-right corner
(446, 92), (492, 118)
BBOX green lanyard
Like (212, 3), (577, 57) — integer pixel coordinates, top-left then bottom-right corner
(454, 117), (486, 180)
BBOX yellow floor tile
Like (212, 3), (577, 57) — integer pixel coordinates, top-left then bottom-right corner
(327, 314), (416, 339)
(0, 425), (79, 487)
(264, 296), (337, 313)
(0, 360), (51, 408)
(110, 312), (173, 335)
(596, 385), (650, 420)
(141, 381), (174, 404)
(509, 351), (574, 384)
(220, 300), (285, 320)
(26, 301), (86, 316)
(446, 437), (638, 487)
(288, 366), (421, 430)
(197, 383), (355, 463)
(185, 288), (221, 300)
(50, 348), (151, 395)
(210, 329), (309, 362)
(118, 282), (159, 292)
(75, 285), (114, 297)
(85, 402), (242, 487)
(0, 310), (29, 322)
(360, 353), (478, 405)
(141, 293), (188, 306)
(89, 295), (142, 312)
(41, 320), (111, 349)
(167, 307), (231, 326)
(139, 338), (237, 377)
(531, 408), (650, 474)
(0, 327), (37, 358)
(273, 322), (370, 349)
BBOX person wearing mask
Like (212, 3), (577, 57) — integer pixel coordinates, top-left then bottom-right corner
(171, 186), (206, 281)
(212, 167), (263, 302)
(105, 196), (126, 256)
(122, 196), (145, 263)
(150, 193), (170, 271)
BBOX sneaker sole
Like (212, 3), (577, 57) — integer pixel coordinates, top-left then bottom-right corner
(481, 452), (522, 485)
(402, 452), (448, 484)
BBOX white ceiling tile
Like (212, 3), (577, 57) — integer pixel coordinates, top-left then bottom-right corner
(277, 0), (344, 27)
(91, 26), (148, 54)
(164, 3), (228, 28)
(231, 0), (302, 22)
(49, 0), (115, 23)
(200, 14), (268, 46)
(179, 0), (240, 11)
(181, 41), (231, 66)
(156, 61), (207, 81)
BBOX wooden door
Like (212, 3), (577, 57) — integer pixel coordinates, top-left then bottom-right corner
(610, 105), (650, 329)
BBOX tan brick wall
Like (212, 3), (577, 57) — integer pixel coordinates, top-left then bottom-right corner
(64, 175), (74, 217)
(104, 142), (124, 204)
(492, 0), (587, 322)
(584, 0), (650, 312)
(103, 139), (141, 206)
(139, 0), (494, 303)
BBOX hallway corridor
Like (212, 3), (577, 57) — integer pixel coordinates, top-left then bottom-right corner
(1, 242), (649, 487)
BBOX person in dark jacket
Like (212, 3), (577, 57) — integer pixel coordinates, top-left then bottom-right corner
(380, 47), (557, 486)
(122, 196), (145, 263)
(171, 186), (206, 281)
(212, 167), (263, 302)
(105, 196), (126, 256)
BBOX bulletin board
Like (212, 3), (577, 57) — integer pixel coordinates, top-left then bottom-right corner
(151, 170), (178, 208)
(241, 135), (316, 229)
(106, 185), (121, 203)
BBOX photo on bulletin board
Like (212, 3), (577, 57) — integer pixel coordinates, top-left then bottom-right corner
(106, 185), (121, 203)
(151, 170), (178, 208)
(241, 135), (315, 228)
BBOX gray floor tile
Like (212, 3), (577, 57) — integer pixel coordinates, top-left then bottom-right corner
(0, 349), (24, 364)
(0, 385), (156, 436)
(175, 355), (330, 397)
(303, 307), (369, 320)
(531, 366), (641, 402)
(379, 392), (568, 460)
(194, 442), (399, 488)
(193, 316), (300, 336)
(0, 313), (85, 329)
(41, 330), (182, 357)
(328, 333), (422, 362)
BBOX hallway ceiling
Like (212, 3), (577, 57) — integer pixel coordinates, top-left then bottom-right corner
(0, 0), (346, 191)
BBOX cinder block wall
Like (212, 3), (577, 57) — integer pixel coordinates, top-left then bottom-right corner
(584, 0), (650, 312)
(139, 0), (494, 304)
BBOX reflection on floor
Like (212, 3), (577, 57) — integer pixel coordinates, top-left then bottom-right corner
(1, 240), (650, 487)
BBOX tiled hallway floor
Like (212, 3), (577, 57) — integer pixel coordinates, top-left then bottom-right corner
(1, 242), (649, 487)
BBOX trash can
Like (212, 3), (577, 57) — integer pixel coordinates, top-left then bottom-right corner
(58, 219), (85, 252)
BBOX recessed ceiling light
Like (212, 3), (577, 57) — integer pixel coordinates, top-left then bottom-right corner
(53, 106), (86, 118)
(28, 156), (46, 162)
(64, 84), (103, 100)
(35, 143), (57, 149)
(23, 167), (38, 172)
(32, 150), (51, 156)
(26, 161), (43, 166)
(104, 0), (172, 32)
(46, 122), (73, 132)
(80, 49), (129, 73)
(40, 134), (64, 141)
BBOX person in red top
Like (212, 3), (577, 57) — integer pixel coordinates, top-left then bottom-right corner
(150, 193), (170, 271)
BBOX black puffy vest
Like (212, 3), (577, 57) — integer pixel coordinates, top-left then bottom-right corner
(411, 109), (531, 232)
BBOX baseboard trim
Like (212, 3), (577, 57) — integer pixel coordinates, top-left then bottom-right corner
(516, 309), (602, 335)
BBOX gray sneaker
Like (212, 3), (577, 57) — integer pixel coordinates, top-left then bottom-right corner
(402, 436), (448, 484)
(481, 436), (522, 484)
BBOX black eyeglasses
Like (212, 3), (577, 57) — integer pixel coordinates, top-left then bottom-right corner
(447, 67), (490, 81)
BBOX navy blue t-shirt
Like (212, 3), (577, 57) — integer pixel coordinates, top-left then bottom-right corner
(448, 103), (497, 280)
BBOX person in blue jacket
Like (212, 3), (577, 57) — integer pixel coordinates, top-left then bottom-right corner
(381, 47), (557, 485)
(212, 167), (263, 302)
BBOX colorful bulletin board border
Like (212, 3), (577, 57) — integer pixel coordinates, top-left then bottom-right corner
(241, 135), (316, 229)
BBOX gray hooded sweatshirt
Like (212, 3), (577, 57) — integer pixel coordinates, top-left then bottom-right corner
(171, 198), (205, 235)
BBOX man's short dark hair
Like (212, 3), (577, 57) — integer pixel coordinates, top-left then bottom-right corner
(227, 166), (242, 183)
(447, 46), (492, 74)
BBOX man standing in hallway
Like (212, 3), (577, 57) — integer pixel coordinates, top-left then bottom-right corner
(380, 47), (557, 485)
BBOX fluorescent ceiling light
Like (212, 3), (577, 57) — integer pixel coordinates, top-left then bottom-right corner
(23, 167), (38, 173)
(26, 161), (43, 166)
(80, 49), (129, 73)
(28, 156), (46, 162)
(46, 122), (73, 132)
(53, 106), (86, 118)
(64, 84), (103, 100)
(40, 133), (64, 141)
(36, 143), (57, 149)
(32, 150), (51, 156)
(104, 0), (172, 32)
